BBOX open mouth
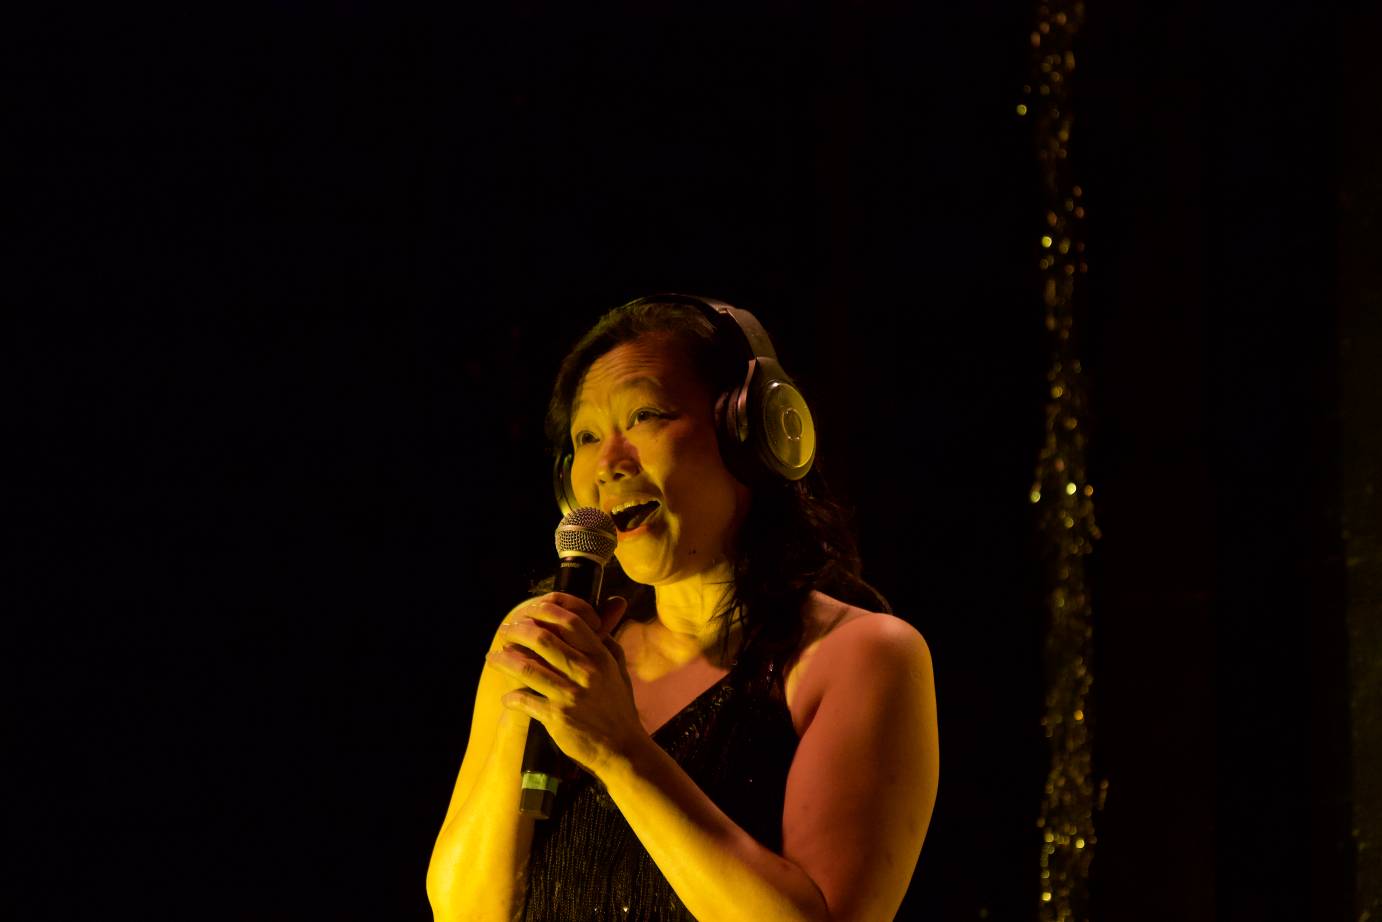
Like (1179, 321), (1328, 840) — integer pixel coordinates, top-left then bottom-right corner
(612, 500), (661, 533)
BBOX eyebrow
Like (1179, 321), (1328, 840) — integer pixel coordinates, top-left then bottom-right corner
(571, 375), (665, 417)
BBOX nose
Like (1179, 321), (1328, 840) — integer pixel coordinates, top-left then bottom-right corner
(596, 430), (640, 485)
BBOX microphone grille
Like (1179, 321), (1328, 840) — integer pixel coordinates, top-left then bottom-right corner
(555, 507), (618, 564)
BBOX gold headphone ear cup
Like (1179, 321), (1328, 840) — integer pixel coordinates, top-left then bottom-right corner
(757, 380), (816, 479)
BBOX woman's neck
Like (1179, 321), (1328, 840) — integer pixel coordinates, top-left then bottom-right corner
(648, 562), (739, 665)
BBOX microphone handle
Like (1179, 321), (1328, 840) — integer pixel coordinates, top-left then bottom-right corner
(518, 555), (605, 819)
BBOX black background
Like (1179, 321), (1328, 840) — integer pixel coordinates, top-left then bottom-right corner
(14, 3), (1374, 920)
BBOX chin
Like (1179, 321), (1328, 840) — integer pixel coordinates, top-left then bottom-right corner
(613, 550), (664, 586)
(615, 554), (696, 588)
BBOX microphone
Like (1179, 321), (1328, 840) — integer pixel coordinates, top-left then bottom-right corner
(518, 506), (619, 819)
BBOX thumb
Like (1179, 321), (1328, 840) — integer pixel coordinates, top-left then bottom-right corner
(602, 632), (630, 680)
(597, 595), (629, 636)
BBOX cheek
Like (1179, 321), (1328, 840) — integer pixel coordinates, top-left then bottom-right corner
(666, 434), (738, 513)
(569, 453), (599, 506)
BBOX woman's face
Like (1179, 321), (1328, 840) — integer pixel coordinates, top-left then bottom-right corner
(568, 332), (749, 586)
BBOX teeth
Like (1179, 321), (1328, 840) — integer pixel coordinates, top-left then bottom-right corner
(611, 498), (658, 515)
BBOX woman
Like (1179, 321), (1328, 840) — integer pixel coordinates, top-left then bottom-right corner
(427, 296), (938, 921)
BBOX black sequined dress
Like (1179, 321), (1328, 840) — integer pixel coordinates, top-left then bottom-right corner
(520, 645), (800, 921)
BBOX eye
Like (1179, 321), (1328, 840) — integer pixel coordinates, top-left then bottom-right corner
(572, 430), (598, 447)
(629, 408), (665, 426)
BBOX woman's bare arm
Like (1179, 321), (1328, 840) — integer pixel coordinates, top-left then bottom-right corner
(591, 614), (937, 922)
(426, 592), (619, 920)
(597, 733), (833, 921)
(425, 604), (538, 922)
(781, 614), (939, 920)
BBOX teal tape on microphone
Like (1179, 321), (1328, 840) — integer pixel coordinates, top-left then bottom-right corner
(521, 772), (560, 794)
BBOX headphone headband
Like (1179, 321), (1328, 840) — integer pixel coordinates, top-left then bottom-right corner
(631, 293), (783, 366)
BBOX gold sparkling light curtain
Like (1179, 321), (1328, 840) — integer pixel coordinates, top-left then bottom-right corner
(1020, 3), (1105, 921)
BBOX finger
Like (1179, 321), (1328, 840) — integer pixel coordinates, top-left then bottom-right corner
(538, 591), (601, 631)
(500, 619), (596, 687)
(597, 595), (628, 636)
(600, 629), (627, 663)
(501, 689), (552, 724)
(601, 634), (631, 683)
(486, 646), (576, 702)
(523, 601), (609, 656)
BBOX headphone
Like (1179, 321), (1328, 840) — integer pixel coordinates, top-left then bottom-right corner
(553, 293), (817, 516)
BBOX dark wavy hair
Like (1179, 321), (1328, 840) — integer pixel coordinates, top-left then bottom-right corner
(542, 297), (890, 673)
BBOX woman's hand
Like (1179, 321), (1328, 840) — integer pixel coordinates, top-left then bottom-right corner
(484, 591), (643, 777)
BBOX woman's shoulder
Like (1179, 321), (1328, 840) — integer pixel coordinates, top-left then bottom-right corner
(784, 591), (932, 733)
(799, 590), (928, 655)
